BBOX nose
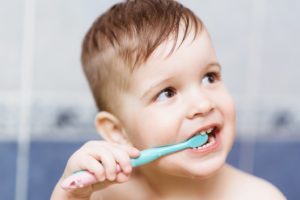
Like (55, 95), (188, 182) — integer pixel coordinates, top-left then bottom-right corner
(186, 90), (215, 119)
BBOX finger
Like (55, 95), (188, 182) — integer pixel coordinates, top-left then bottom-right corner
(89, 148), (118, 182)
(65, 142), (102, 174)
(80, 141), (119, 182)
(118, 144), (140, 158)
(108, 147), (132, 174)
(116, 172), (130, 183)
(65, 150), (87, 176)
(65, 150), (103, 177)
(77, 155), (106, 182)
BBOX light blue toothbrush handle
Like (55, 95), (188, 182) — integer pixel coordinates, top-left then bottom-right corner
(131, 149), (160, 167)
(130, 142), (187, 167)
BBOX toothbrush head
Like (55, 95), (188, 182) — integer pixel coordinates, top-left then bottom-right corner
(187, 134), (208, 148)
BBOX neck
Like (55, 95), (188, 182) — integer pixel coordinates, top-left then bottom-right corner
(136, 164), (230, 199)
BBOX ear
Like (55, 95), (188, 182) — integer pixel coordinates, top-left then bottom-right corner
(95, 111), (130, 145)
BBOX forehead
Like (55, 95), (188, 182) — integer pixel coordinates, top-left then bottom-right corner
(127, 28), (215, 91)
(148, 25), (205, 65)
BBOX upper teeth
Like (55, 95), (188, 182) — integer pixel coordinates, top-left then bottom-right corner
(199, 128), (214, 135)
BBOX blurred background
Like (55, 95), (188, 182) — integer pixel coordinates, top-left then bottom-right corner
(0, 0), (299, 199)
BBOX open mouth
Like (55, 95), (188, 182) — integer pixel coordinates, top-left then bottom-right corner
(192, 126), (219, 150)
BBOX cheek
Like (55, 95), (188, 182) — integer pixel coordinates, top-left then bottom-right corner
(215, 89), (236, 143)
(214, 87), (236, 120)
(131, 107), (182, 149)
(223, 93), (236, 124)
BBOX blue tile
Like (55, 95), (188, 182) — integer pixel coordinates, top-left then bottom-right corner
(253, 142), (300, 199)
(226, 140), (241, 168)
(28, 141), (83, 200)
(0, 142), (17, 200)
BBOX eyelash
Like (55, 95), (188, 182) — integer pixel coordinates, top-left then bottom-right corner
(202, 71), (221, 85)
(154, 87), (176, 102)
(153, 71), (221, 102)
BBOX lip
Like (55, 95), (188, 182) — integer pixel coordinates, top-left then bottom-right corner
(185, 124), (222, 156)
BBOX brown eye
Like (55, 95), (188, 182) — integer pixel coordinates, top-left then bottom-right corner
(155, 87), (176, 102)
(202, 72), (220, 85)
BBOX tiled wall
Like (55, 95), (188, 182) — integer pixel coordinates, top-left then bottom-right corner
(1, 0), (299, 199)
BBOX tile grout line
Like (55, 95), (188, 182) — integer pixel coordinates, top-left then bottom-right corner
(15, 0), (35, 199)
(238, 0), (267, 173)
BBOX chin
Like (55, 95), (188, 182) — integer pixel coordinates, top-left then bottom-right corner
(183, 140), (231, 178)
(187, 155), (227, 179)
(158, 151), (228, 180)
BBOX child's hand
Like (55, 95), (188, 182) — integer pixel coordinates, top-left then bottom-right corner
(51, 140), (140, 200)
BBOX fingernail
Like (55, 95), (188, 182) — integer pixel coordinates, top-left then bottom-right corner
(124, 165), (131, 173)
(109, 174), (116, 181)
(99, 175), (106, 182)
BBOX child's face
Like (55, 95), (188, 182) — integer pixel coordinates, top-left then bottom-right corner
(118, 28), (236, 178)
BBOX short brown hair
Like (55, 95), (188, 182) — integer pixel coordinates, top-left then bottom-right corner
(81, 0), (202, 113)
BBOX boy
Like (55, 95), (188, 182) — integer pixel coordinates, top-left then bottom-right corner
(51, 0), (286, 199)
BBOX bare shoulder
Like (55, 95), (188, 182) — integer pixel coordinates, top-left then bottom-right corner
(225, 165), (286, 200)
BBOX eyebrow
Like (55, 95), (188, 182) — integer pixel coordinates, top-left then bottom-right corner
(207, 62), (222, 70)
(140, 76), (175, 100)
(140, 61), (222, 100)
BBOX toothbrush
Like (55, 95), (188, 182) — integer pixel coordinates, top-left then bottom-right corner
(61, 134), (208, 189)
